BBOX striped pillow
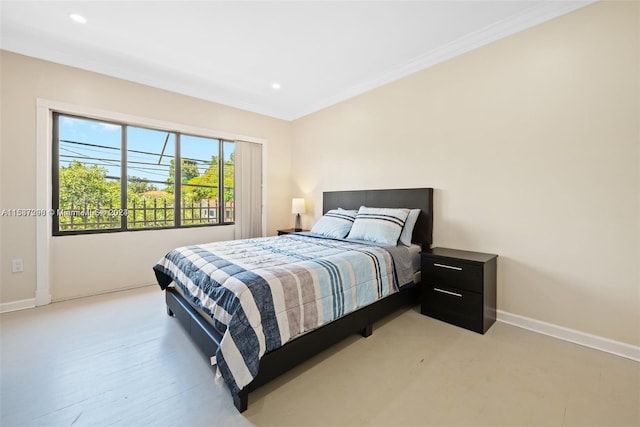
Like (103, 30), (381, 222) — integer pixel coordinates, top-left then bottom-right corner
(310, 209), (357, 239)
(347, 206), (410, 246)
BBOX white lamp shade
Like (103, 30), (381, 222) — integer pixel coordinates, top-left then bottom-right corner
(291, 198), (306, 214)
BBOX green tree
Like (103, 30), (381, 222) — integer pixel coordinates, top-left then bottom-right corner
(166, 158), (199, 194)
(184, 156), (218, 202)
(58, 161), (120, 230)
(59, 161), (119, 208)
(128, 176), (157, 195)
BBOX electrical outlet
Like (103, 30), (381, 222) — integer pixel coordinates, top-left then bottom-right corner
(11, 259), (24, 273)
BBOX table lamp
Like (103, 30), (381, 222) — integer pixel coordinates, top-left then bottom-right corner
(291, 198), (305, 231)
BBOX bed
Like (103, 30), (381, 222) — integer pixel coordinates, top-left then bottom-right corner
(154, 187), (434, 412)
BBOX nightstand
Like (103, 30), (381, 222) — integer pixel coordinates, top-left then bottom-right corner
(420, 247), (497, 334)
(277, 228), (309, 235)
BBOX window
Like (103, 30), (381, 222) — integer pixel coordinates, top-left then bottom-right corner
(52, 113), (234, 235)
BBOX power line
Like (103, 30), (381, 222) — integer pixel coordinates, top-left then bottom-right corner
(103, 175), (220, 190)
(60, 139), (219, 164)
(58, 138), (231, 183)
(60, 154), (171, 169)
(59, 155), (215, 179)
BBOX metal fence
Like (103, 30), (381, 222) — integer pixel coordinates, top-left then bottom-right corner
(57, 199), (234, 231)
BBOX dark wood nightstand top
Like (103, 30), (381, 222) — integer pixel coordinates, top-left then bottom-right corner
(424, 247), (497, 264)
(277, 228), (310, 235)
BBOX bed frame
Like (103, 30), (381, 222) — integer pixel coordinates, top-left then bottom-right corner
(164, 187), (434, 412)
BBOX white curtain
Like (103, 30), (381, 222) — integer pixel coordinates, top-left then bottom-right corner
(234, 140), (263, 239)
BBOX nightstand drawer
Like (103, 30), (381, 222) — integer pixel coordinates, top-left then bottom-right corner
(421, 285), (483, 332)
(422, 259), (483, 293)
(422, 284), (481, 313)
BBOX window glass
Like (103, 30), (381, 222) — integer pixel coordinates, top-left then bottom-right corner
(56, 115), (122, 232)
(180, 135), (220, 226)
(223, 141), (235, 223)
(127, 126), (176, 229)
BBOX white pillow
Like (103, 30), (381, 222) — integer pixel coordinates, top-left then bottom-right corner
(346, 206), (409, 246)
(399, 209), (420, 246)
(310, 209), (357, 239)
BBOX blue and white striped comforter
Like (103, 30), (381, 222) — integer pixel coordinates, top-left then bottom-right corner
(153, 234), (406, 394)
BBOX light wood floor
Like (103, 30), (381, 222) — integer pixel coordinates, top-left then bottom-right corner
(1, 286), (638, 426)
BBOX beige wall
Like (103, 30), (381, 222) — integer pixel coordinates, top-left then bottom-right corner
(0, 51), (292, 302)
(292, 2), (640, 346)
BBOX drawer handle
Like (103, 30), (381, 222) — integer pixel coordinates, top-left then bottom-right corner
(434, 263), (462, 271)
(433, 287), (463, 298)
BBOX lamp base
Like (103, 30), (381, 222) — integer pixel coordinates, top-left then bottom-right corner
(294, 213), (302, 231)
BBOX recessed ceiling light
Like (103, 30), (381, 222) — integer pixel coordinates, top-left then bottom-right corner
(271, 82), (281, 90)
(69, 13), (87, 24)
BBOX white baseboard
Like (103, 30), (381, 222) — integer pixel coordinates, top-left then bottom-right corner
(50, 283), (156, 303)
(497, 310), (640, 362)
(0, 298), (36, 314)
(0, 284), (152, 313)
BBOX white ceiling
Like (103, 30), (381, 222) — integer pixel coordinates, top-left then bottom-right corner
(1, 1), (593, 121)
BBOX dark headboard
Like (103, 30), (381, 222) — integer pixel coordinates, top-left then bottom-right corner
(323, 188), (434, 248)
